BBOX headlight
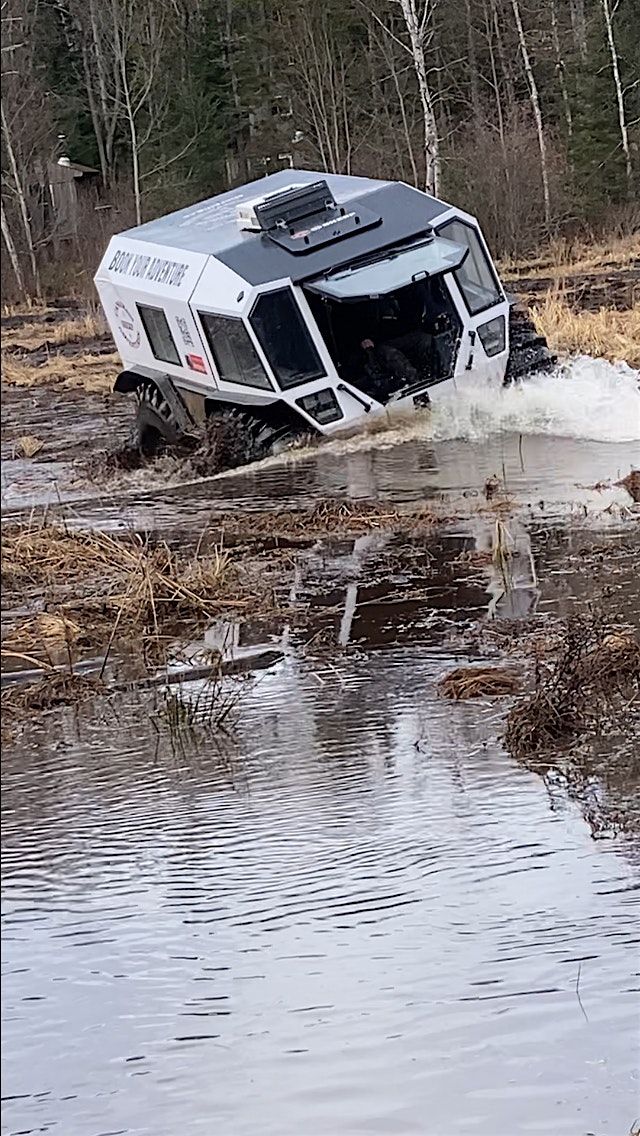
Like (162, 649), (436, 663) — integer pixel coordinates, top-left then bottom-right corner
(296, 388), (343, 425)
(477, 315), (506, 357)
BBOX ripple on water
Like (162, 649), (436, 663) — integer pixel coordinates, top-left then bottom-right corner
(2, 652), (638, 1136)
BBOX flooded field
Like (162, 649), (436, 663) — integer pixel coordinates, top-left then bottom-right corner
(2, 354), (639, 1136)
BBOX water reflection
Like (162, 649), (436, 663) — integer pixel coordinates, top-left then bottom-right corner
(2, 651), (638, 1136)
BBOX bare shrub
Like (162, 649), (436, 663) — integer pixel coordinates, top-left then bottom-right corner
(506, 614), (640, 757)
(445, 110), (572, 259)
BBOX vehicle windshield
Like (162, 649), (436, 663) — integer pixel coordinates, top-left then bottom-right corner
(437, 219), (502, 314)
(308, 237), (467, 302)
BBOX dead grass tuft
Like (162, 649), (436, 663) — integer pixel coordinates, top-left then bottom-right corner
(1, 522), (242, 645)
(48, 311), (107, 345)
(216, 499), (440, 539)
(2, 670), (105, 718)
(438, 665), (520, 700)
(153, 656), (248, 736)
(3, 612), (81, 650)
(530, 291), (640, 366)
(161, 500), (442, 550)
(2, 351), (118, 393)
(506, 616), (640, 758)
(15, 434), (44, 458)
(617, 470), (640, 503)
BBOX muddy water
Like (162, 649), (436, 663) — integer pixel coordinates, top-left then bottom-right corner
(1, 355), (638, 522)
(3, 652), (639, 1136)
(1, 385), (130, 510)
(2, 357), (640, 1136)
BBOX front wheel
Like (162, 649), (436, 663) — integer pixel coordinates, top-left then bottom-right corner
(204, 405), (308, 462)
(132, 380), (198, 457)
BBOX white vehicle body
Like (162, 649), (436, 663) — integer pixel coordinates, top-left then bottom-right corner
(94, 170), (536, 450)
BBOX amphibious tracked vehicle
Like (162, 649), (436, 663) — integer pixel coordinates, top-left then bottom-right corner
(95, 170), (552, 455)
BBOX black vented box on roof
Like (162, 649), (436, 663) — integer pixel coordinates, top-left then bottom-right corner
(254, 180), (382, 255)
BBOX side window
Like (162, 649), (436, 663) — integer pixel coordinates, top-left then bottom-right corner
(437, 220), (502, 314)
(199, 312), (272, 390)
(137, 304), (181, 366)
(250, 288), (325, 390)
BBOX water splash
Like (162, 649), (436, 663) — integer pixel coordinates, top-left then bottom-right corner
(430, 356), (640, 444)
(280, 355), (640, 464)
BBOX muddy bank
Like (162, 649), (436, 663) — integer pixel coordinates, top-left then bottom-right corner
(505, 263), (639, 312)
(4, 331), (115, 364)
(0, 297), (82, 332)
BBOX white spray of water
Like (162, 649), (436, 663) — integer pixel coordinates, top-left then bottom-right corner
(275, 356), (640, 465)
(430, 356), (640, 444)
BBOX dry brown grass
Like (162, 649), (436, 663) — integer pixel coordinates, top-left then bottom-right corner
(1, 669), (107, 741)
(2, 670), (105, 717)
(2, 351), (119, 393)
(49, 311), (107, 344)
(1, 309), (107, 350)
(438, 665), (521, 700)
(15, 434), (44, 458)
(500, 232), (640, 279)
(2, 300), (55, 319)
(1, 522), (246, 647)
(3, 612), (81, 651)
(530, 292), (640, 366)
(2, 306), (115, 393)
(206, 499), (441, 540)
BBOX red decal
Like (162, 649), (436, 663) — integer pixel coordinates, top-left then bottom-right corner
(187, 354), (208, 374)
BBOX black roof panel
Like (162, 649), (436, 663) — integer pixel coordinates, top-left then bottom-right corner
(124, 169), (451, 287)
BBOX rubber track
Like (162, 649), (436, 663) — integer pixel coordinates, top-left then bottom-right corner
(505, 304), (556, 383)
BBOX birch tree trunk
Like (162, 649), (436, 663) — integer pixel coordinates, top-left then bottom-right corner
(397, 0), (440, 196)
(1, 197), (26, 298)
(0, 100), (42, 298)
(509, 0), (551, 228)
(600, 0), (633, 187)
(121, 65), (142, 225)
(550, 0), (573, 142)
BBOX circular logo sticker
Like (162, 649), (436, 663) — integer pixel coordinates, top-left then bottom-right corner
(114, 300), (140, 349)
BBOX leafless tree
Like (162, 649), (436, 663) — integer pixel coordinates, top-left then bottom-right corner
(509, 0), (551, 228)
(1, 195), (25, 295)
(1, 0), (51, 298)
(368, 0), (440, 194)
(550, 0), (573, 142)
(275, 2), (356, 175)
(600, 0), (633, 186)
(54, 0), (122, 189)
